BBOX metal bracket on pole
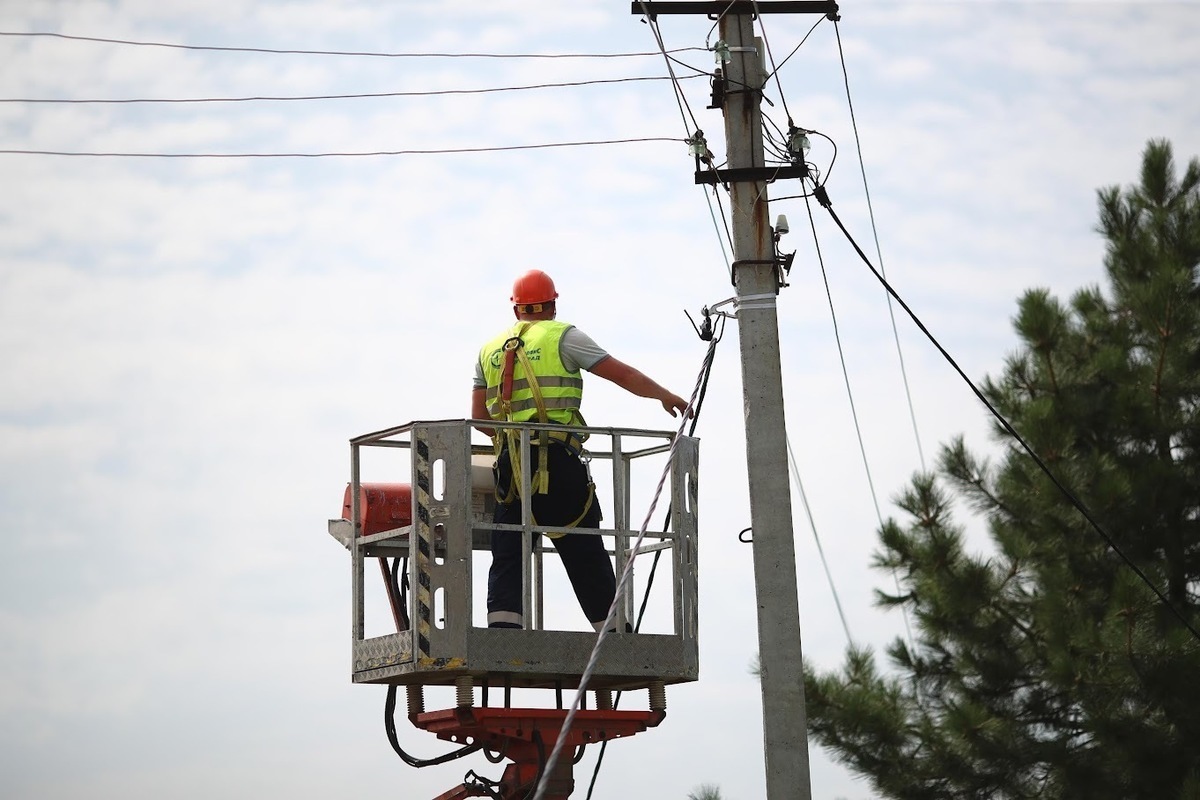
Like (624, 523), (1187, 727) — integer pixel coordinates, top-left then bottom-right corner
(694, 165), (809, 186)
(731, 257), (789, 290)
(630, 1), (840, 18)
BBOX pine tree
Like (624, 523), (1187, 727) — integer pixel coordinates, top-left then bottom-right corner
(804, 140), (1200, 800)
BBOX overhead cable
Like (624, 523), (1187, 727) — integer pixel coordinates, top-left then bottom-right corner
(0, 137), (685, 159)
(0, 30), (705, 59)
(634, 3), (701, 134)
(752, 1), (794, 124)
(765, 16), (825, 80)
(534, 350), (713, 800)
(800, 188), (915, 649)
(813, 184), (1200, 646)
(834, 19), (926, 470)
(786, 434), (854, 645)
(633, 1), (736, 269)
(585, 316), (726, 800)
(0, 74), (701, 105)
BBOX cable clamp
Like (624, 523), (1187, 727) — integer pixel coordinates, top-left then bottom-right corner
(689, 297), (737, 330)
(732, 255), (791, 290)
(707, 296), (738, 316)
(735, 292), (777, 312)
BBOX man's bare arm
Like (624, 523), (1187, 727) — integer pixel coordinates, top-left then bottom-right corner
(471, 387), (495, 437)
(588, 356), (690, 417)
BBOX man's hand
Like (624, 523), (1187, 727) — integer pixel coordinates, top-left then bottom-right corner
(661, 392), (692, 418)
(590, 356), (692, 419)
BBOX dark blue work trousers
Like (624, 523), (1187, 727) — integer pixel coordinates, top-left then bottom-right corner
(486, 441), (615, 629)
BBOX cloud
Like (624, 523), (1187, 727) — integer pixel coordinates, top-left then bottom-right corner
(2, 2), (1199, 799)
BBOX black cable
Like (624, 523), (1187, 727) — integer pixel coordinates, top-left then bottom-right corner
(634, 4), (701, 135)
(663, 52), (718, 79)
(751, 0), (793, 125)
(781, 197), (859, 642)
(0, 137), (684, 159)
(462, 770), (506, 800)
(703, 1), (738, 51)
(813, 184), (1200, 645)
(761, 116), (793, 161)
(665, 50), (762, 102)
(584, 325), (723, 800)
(0, 74), (701, 105)
(802, 189), (884, 527)
(629, 6), (738, 276)
(760, 128), (839, 202)
(764, 16), (825, 80)
(785, 433), (854, 645)
(482, 741), (507, 763)
(0, 30), (704, 59)
(383, 685), (482, 767)
(710, 184), (736, 262)
(833, 18), (926, 471)
(390, 555), (411, 631)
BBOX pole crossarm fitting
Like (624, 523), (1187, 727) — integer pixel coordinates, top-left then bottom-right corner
(630, 1), (839, 18)
(730, 258), (788, 290)
(695, 165), (808, 185)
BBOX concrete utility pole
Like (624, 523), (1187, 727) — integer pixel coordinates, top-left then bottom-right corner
(718, 11), (812, 800)
(633, 3), (838, 797)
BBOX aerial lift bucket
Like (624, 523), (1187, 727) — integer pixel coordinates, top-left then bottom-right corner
(329, 419), (699, 799)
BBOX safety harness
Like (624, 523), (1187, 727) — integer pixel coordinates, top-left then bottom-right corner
(492, 322), (595, 531)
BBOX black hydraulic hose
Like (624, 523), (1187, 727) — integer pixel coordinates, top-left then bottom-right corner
(388, 555), (411, 631)
(527, 729), (547, 800)
(383, 685), (481, 768)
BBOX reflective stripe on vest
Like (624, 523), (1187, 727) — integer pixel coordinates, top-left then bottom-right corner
(479, 320), (584, 425)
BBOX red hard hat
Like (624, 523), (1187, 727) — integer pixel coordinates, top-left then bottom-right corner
(510, 270), (558, 306)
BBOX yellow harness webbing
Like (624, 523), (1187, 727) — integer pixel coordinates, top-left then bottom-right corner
(493, 323), (594, 531)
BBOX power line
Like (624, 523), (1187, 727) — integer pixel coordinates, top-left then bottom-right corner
(800, 187), (915, 649)
(0, 74), (701, 105)
(753, 1), (795, 125)
(532, 357), (714, 800)
(0, 30), (705, 59)
(631, 1), (736, 267)
(0, 137), (685, 159)
(812, 183), (1200, 646)
(634, 4), (702, 135)
(834, 19), (926, 471)
(765, 15), (825, 81)
(786, 434), (854, 645)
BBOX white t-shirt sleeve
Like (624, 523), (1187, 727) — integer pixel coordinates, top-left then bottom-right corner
(560, 326), (610, 372)
(472, 358), (486, 390)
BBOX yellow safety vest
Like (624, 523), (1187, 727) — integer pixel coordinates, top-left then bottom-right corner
(479, 321), (593, 519)
(480, 320), (584, 427)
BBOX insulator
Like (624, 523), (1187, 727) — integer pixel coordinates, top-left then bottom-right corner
(595, 689), (613, 711)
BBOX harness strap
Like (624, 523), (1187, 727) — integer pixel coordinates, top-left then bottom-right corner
(493, 445), (597, 535)
(491, 323), (592, 529)
(495, 322), (552, 496)
(512, 343), (551, 494)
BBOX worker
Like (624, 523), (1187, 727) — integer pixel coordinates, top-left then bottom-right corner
(472, 269), (690, 630)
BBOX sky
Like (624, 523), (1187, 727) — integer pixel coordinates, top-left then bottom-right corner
(2, 1), (1199, 798)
